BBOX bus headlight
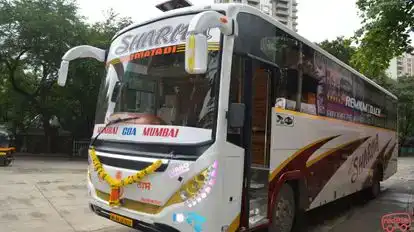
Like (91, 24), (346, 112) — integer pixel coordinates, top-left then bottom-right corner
(178, 160), (218, 207)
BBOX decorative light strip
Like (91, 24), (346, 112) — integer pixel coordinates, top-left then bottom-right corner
(185, 160), (218, 208)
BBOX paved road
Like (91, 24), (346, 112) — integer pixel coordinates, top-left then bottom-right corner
(308, 157), (414, 232)
(0, 156), (413, 232)
(0, 156), (133, 232)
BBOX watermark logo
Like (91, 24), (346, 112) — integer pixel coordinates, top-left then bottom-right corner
(168, 163), (190, 178)
(381, 212), (411, 232)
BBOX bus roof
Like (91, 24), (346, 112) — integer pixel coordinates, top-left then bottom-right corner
(113, 3), (398, 100)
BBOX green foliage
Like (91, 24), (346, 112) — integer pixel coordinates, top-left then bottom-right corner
(353, 0), (414, 78)
(0, 0), (87, 139)
(352, 0), (414, 144)
(0, 0), (132, 142)
(318, 36), (357, 66)
(394, 75), (414, 145)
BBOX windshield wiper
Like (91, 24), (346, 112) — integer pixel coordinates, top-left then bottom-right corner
(91, 116), (143, 146)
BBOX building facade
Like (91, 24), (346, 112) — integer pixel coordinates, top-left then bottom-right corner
(386, 53), (414, 80)
(214, 0), (298, 31)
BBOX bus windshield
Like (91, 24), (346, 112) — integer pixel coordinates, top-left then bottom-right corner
(96, 50), (219, 129)
(93, 14), (222, 143)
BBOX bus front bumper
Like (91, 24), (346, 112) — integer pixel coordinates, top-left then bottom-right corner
(87, 177), (183, 232)
(89, 203), (180, 232)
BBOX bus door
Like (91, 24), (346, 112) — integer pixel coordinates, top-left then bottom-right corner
(247, 58), (278, 228)
(228, 55), (280, 229)
(243, 55), (280, 228)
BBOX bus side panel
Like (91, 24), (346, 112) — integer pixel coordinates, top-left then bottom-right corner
(382, 132), (398, 181)
(269, 108), (397, 211)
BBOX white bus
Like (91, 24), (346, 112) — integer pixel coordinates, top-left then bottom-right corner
(57, 3), (398, 232)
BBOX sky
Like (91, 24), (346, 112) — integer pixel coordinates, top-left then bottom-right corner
(76, 0), (363, 43)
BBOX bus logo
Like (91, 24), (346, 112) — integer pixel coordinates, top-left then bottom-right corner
(381, 212), (411, 232)
(275, 113), (294, 127)
(137, 181), (151, 190)
(169, 163), (190, 178)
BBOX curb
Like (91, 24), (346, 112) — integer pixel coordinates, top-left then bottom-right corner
(14, 153), (87, 160)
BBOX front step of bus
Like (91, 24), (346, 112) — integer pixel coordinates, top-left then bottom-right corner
(248, 166), (270, 227)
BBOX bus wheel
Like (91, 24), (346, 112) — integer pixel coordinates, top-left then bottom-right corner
(271, 183), (296, 232)
(366, 168), (381, 199)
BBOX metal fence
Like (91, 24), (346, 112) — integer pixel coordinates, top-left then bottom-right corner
(15, 134), (73, 154)
(72, 139), (90, 157)
(400, 147), (414, 157)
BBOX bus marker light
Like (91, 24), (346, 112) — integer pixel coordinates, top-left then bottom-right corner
(211, 169), (217, 177)
(180, 160), (218, 208)
(204, 186), (211, 194)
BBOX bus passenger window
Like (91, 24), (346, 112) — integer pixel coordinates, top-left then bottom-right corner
(300, 74), (318, 115)
(283, 69), (299, 111)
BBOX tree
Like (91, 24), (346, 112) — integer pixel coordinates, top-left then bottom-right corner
(51, 9), (132, 139)
(0, 0), (89, 151)
(394, 75), (414, 146)
(317, 36), (357, 66)
(0, 63), (37, 134)
(352, 0), (414, 78)
(0, 0), (133, 152)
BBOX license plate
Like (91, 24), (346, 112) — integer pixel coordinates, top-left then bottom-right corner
(109, 213), (133, 227)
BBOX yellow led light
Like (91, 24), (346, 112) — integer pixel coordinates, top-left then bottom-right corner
(187, 34), (195, 72)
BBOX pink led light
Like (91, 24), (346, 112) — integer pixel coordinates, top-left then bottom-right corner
(204, 186), (211, 193)
(212, 160), (218, 169)
(183, 162), (220, 209)
(210, 170), (217, 178)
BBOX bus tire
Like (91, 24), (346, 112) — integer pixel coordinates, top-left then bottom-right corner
(271, 183), (296, 232)
(366, 167), (381, 199)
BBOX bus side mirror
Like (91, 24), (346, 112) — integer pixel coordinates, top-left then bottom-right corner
(58, 45), (106, 87)
(58, 61), (70, 87)
(185, 33), (208, 74)
(228, 103), (245, 128)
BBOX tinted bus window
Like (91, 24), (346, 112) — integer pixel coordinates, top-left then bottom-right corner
(324, 60), (353, 121)
(234, 12), (395, 130)
(234, 13), (300, 112)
